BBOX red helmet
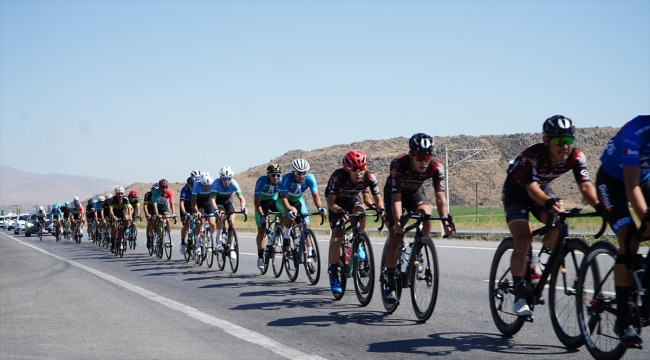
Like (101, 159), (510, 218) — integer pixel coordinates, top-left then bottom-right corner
(342, 150), (368, 168)
(129, 190), (137, 198)
(159, 179), (168, 188)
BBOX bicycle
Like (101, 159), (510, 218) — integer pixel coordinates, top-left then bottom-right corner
(282, 212), (324, 284)
(53, 220), (61, 242)
(576, 220), (650, 359)
(152, 214), (176, 260)
(331, 210), (383, 306)
(489, 208), (605, 348)
(182, 214), (197, 264)
(380, 211), (454, 322)
(195, 212), (217, 268)
(127, 216), (140, 249)
(113, 218), (128, 258)
(73, 218), (84, 244)
(63, 218), (71, 241)
(37, 219), (45, 241)
(213, 211), (247, 273)
(260, 211), (284, 277)
(102, 220), (111, 249)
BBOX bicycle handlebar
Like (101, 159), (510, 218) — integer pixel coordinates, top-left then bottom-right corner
(399, 212), (456, 236)
(540, 207), (606, 239)
(225, 211), (248, 223)
(293, 212), (325, 226)
(334, 208), (385, 231)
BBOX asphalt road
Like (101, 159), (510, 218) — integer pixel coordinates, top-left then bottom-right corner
(1, 227), (647, 360)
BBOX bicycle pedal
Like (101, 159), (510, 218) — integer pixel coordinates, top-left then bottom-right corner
(522, 315), (534, 323)
(627, 344), (643, 349)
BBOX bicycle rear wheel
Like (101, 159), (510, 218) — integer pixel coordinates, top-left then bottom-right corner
(216, 232), (226, 271)
(410, 236), (438, 322)
(577, 241), (626, 360)
(205, 231), (214, 268)
(333, 246), (347, 301)
(228, 228), (239, 273)
(548, 238), (589, 348)
(303, 229), (320, 285)
(354, 233), (375, 307)
(284, 237), (299, 282)
(272, 229), (284, 278)
(164, 228), (172, 260)
(380, 249), (402, 314)
(488, 237), (525, 336)
(156, 232), (164, 259)
(184, 235), (192, 263)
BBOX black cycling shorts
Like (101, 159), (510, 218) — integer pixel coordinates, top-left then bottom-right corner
(596, 166), (650, 234)
(195, 198), (215, 214)
(384, 185), (431, 228)
(216, 196), (235, 214)
(502, 180), (556, 223)
(328, 196), (364, 228)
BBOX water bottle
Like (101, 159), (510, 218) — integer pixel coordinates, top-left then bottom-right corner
(400, 243), (412, 273)
(345, 241), (352, 265)
(295, 233), (301, 253)
(530, 255), (541, 285)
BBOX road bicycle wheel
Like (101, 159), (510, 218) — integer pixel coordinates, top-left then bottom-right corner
(302, 229), (320, 285)
(261, 234), (272, 275)
(228, 228), (239, 273)
(118, 233), (125, 258)
(410, 236), (439, 322)
(39, 227), (43, 242)
(148, 234), (154, 256)
(164, 228), (172, 260)
(272, 229), (284, 278)
(576, 241), (626, 360)
(489, 237), (525, 336)
(128, 231), (134, 249)
(216, 232), (226, 271)
(184, 235), (192, 263)
(284, 236), (299, 282)
(354, 232), (375, 307)
(156, 232), (164, 259)
(548, 238), (589, 349)
(380, 248), (402, 314)
(333, 246), (347, 301)
(206, 231), (215, 268)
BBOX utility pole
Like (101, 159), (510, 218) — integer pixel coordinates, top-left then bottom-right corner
(443, 148), (498, 215)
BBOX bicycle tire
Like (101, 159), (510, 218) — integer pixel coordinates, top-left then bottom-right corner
(39, 228), (43, 242)
(156, 232), (164, 259)
(576, 241), (626, 360)
(206, 231), (214, 268)
(148, 234), (154, 256)
(548, 237), (589, 348)
(303, 229), (320, 285)
(164, 228), (172, 260)
(118, 232), (125, 258)
(196, 235), (205, 266)
(284, 236), (299, 282)
(410, 236), (439, 322)
(272, 229), (284, 278)
(228, 228), (239, 273)
(184, 235), (192, 263)
(354, 232), (375, 307)
(488, 237), (525, 336)
(333, 244), (347, 301)
(380, 248), (402, 314)
(216, 232), (226, 271)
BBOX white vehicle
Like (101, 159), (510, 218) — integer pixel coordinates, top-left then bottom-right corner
(6, 215), (17, 230)
(0, 216), (5, 229)
(13, 214), (29, 234)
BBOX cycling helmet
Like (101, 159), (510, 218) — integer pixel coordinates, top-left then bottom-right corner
(190, 170), (201, 177)
(105, 193), (113, 200)
(543, 115), (575, 137)
(128, 190), (137, 198)
(186, 176), (196, 185)
(266, 163), (282, 174)
(342, 150), (368, 168)
(87, 199), (93, 206)
(200, 173), (214, 186)
(291, 159), (310, 173)
(39, 206), (44, 211)
(64, 202), (70, 207)
(219, 166), (234, 178)
(97, 196), (105, 202)
(409, 133), (435, 155)
(115, 185), (124, 193)
(159, 179), (168, 188)
(73, 197), (80, 205)
(151, 183), (159, 192)
(53, 203), (60, 209)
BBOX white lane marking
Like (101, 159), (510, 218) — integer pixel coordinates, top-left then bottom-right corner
(483, 279), (615, 296)
(2, 233), (326, 360)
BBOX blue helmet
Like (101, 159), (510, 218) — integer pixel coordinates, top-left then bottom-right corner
(53, 203), (60, 209)
(64, 202), (70, 207)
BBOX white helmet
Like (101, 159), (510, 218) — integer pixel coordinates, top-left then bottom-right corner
(219, 166), (234, 178)
(105, 193), (113, 200)
(200, 173), (214, 186)
(39, 206), (44, 211)
(115, 185), (124, 193)
(73, 197), (80, 205)
(98, 196), (106, 202)
(291, 159), (310, 173)
(190, 170), (201, 177)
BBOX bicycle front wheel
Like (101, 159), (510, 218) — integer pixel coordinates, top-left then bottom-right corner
(548, 238), (589, 348)
(380, 248), (402, 314)
(156, 233), (164, 259)
(576, 241), (626, 360)
(228, 228), (239, 273)
(410, 236), (439, 322)
(216, 233), (226, 271)
(206, 231), (214, 268)
(184, 235), (192, 263)
(354, 233), (375, 307)
(303, 229), (320, 285)
(164, 228), (172, 260)
(284, 238), (299, 282)
(271, 229), (284, 278)
(488, 237), (525, 336)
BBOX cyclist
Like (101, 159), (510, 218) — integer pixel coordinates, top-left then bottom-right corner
(211, 166), (247, 256)
(85, 199), (99, 241)
(143, 185), (156, 248)
(35, 206), (47, 233)
(50, 203), (62, 235)
(253, 164), (283, 270)
(152, 179), (176, 246)
(102, 193), (113, 237)
(127, 190), (141, 246)
(382, 133), (453, 304)
(61, 202), (72, 236)
(180, 176), (197, 254)
(108, 186), (133, 252)
(277, 159), (327, 274)
(191, 173), (218, 256)
(596, 114), (650, 345)
(96, 196), (106, 240)
(503, 115), (600, 317)
(326, 150), (384, 293)
(70, 197), (85, 238)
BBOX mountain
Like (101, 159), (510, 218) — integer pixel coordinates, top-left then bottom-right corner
(0, 165), (126, 209)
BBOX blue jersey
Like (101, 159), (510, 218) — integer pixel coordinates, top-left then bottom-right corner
(192, 182), (213, 201)
(51, 208), (62, 217)
(280, 173), (318, 202)
(180, 185), (192, 209)
(600, 115), (650, 182)
(254, 175), (281, 200)
(94, 203), (102, 212)
(210, 178), (242, 199)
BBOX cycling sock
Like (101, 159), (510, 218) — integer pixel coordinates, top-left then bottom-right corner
(216, 229), (223, 243)
(283, 226), (290, 239)
(513, 276), (525, 300)
(615, 285), (631, 327)
(306, 246), (312, 258)
(329, 264), (338, 280)
(258, 249), (264, 259)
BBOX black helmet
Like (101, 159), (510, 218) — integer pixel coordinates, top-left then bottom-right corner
(543, 115), (575, 137)
(151, 183), (159, 192)
(409, 133), (434, 155)
(187, 176), (196, 185)
(158, 179), (169, 188)
(266, 163), (282, 174)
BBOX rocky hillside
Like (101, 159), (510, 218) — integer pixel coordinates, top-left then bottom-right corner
(97, 127), (618, 211)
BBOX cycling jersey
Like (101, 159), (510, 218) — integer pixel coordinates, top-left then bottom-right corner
(71, 205), (84, 215)
(51, 208), (62, 220)
(506, 143), (591, 189)
(386, 154), (445, 194)
(600, 115), (650, 182)
(180, 185), (192, 212)
(109, 197), (132, 215)
(191, 182), (213, 202)
(86, 203), (97, 214)
(280, 173), (318, 202)
(325, 168), (380, 199)
(143, 192), (154, 214)
(254, 175), (281, 200)
(211, 178), (242, 199)
(36, 210), (47, 220)
(152, 188), (174, 212)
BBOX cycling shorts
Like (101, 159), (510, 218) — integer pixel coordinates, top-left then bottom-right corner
(52, 214), (61, 221)
(328, 196), (364, 229)
(384, 186), (430, 228)
(275, 197), (310, 225)
(255, 198), (279, 228)
(72, 213), (82, 221)
(502, 180), (556, 223)
(596, 166), (650, 234)
(216, 196), (235, 214)
(195, 198), (215, 215)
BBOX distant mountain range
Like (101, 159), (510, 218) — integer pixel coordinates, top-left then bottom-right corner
(0, 165), (125, 210)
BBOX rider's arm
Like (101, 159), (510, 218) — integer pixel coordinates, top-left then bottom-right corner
(526, 181), (563, 213)
(281, 194), (292, 213)
(327, 194), (341, 213)
(578, 181), (599, 207)
(311, 191), (323, 209)
(236, 193), (246, 210)
(191, 197), (199, 214)
(623, 166), (649, 222)
(391, 193), (403, 229)
(371, 193), (384, 210)
(254, 195), (263, 216)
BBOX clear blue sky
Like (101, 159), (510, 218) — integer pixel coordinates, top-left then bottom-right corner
(1, 1), (648, 185)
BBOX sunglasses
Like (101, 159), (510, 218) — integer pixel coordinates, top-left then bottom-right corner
(413, 154), (433, 162)
(293, 171), (308, 176)
(551, 136), (575, 146)
(348, 166), (366, 173)
(269, 174), (281, 178)
(116, 192), (124, 195)
(221, 177), (232, 181)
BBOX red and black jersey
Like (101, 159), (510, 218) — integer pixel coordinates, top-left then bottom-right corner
(325, 168), (380, 199)
(386, 153), (445, 194)
(506, 143), (591, 189)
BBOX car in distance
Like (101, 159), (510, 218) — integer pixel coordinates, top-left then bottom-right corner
(13, 213), (29, 234)
(6, 215), (17, 230)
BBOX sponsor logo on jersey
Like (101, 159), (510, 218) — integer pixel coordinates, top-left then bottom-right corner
(598, 184), (613, 213)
